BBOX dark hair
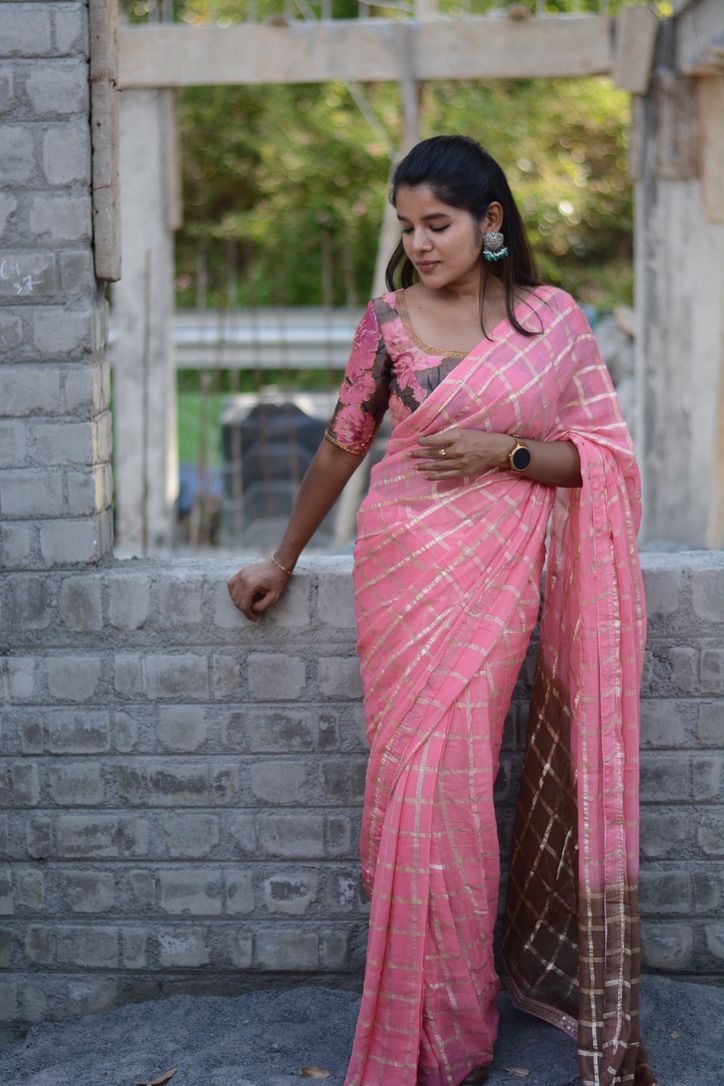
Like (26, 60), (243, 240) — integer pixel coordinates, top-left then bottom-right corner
(385, 135), (541, 338)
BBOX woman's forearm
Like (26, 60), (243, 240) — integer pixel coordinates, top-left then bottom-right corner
(511, 436), (582, 488)
(272, 437), (366, 570)
(413, 428), (582, 488)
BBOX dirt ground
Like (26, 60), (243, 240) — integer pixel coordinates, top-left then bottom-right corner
(0, 974), (720, 1086)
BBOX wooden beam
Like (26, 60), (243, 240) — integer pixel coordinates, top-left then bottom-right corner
(654, 68), (699, 181)
(676, 0), (724, 76)
(612, 5), (658, 94)
(698, 75), (724, 222)
(118, 16), (613, 89)
(164, 90), (183, 231)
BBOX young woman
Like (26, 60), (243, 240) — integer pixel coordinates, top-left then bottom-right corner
(228, 136), (656, 1086)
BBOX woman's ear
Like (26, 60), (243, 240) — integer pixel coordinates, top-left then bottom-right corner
(484, 201), (504, 233)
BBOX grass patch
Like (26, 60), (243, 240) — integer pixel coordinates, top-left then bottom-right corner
(177, 391), (228, 467)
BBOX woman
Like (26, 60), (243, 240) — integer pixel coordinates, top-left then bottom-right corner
(228, 136), (656, 1086)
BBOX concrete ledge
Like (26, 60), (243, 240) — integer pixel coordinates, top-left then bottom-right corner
(0, 549), (722, 1023)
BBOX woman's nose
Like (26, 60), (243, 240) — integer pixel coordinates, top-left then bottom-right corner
(412, 229), (432, 252)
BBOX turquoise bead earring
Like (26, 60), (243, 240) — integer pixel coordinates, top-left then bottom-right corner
(483, 230), (508, 262)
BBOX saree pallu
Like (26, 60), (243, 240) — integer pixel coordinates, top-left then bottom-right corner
(343, 290), (657, 1086)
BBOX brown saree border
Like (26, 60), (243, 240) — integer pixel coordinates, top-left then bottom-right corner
(502, 655), (658, 1086)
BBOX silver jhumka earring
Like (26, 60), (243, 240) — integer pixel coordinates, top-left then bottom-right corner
(482, 230), (508, 262)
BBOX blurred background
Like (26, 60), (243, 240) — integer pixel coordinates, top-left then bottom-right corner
(110, 0), (677, 558)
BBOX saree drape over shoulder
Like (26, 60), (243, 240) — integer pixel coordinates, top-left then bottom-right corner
(326, 287), (657, 1086)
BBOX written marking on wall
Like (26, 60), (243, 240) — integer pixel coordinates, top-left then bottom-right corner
(0, 254), (52, 296)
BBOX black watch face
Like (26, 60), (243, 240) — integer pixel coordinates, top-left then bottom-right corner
(512, 445), (531, 470)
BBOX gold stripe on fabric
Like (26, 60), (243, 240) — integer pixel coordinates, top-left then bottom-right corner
(323, 429), (367, 455)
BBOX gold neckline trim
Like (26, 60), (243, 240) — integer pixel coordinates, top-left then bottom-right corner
(394, 285), (541, 358)
(395, 288), (467, 358)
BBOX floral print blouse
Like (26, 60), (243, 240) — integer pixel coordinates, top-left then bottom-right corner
(324, 290), (468, 456)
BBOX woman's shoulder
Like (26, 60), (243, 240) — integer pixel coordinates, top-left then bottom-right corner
(531, 282), (576, 309)
(369, 288), (402, 314)
(362, 290), (405, 337)
(531, 284), (592, 334)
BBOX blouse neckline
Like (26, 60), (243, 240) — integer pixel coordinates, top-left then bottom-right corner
(395, 288), (467, 358)
(394, 285), (542, 359)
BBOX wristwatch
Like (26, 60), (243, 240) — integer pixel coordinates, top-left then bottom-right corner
(507, 434), (531, 473)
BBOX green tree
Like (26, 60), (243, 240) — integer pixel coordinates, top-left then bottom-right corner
(121, 0), (636, 310)
(176, 76), (632, 310)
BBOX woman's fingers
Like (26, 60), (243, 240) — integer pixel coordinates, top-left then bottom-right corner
(413, 446), (458, 466)
(227, 575), (258, 621)
(410, 447), (451, 459)
(413, 431), (505, 477)
(414, 450), (464, 473)
(413, 431), (456, 458)
(227, 561), (291, 622)
(228, 572), (271, 622)
(251, 588), (280, 616)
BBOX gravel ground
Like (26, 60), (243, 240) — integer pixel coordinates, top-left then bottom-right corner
(0, 975), (721, 1086)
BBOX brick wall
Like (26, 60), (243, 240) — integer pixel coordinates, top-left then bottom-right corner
(0, 555), (722, 1025)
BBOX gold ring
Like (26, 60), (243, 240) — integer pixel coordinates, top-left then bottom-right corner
(439, 448), (446, 457)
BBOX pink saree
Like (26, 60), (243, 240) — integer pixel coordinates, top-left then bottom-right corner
(330, 287), (656, 1086)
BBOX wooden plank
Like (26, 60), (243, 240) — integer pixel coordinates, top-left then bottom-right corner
(654, 69), (699, 181)
(416, 15), (612, 81)
(611, 5), (658, 94)
(698, 75), (724, 222)
(118, 16), (612, 89)
(676, 0), (724, 75)
(90, 0), (121, 281)
(164, 89), (183, 231)
(627, 93), (646, 181)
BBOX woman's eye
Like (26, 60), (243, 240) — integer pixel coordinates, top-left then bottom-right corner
(401, 225), (449, 235)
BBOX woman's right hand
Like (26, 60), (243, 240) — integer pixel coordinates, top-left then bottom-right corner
(225, 438), (363, 623)
(227, 560), (292, 623)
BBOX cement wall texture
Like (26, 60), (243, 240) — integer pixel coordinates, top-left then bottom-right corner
(1, 0), (723, 1031)
(0, 555), (723, 1026)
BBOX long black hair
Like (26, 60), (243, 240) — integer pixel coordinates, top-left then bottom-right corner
(385, 135), (541, 338)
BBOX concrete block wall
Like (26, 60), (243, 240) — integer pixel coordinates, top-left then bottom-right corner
(0, 0), (113, 572)
(0, 554), (722, 1026)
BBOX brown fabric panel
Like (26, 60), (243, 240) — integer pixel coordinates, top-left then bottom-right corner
(502, 657), (579, 1023)
(503, 656), (658, 1086)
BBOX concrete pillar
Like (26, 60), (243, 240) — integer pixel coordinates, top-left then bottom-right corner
(0, 0), (114, 572)
(111, 89), (178, 555)
(632, 7), (724, 549)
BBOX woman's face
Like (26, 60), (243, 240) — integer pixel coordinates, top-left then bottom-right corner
(395, 183), (496, 291)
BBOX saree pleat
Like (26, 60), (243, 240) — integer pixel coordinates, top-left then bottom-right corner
(342, 287), (656, 1086)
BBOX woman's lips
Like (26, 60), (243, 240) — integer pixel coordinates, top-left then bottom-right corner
(416, 261), (440, 272)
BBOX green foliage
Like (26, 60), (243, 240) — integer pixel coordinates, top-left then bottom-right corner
(175, 74), (632, 311)
(121, 0), (637, 311)
(424, 78), (633, 306)
(123, 0), (654, 23)
(176, 81), (398, 308)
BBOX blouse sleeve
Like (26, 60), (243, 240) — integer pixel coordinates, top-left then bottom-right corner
(324, 300), (392, 456)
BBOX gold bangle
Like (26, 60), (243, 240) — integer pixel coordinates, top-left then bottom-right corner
(271, 554), (294, 576)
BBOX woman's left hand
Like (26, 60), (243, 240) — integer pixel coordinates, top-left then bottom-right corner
(410, 428), (514, 480)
